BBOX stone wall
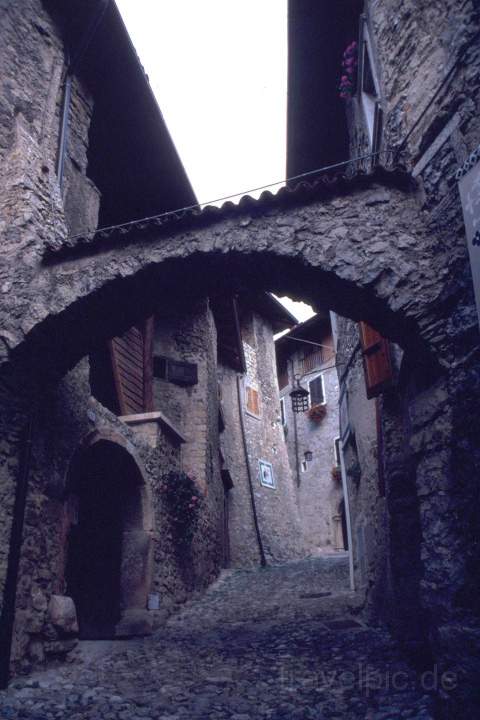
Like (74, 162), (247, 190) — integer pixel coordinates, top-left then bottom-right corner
(218, 310), (304, 567)
(0, 0), (480, 712)
(8, 357), (176, 672)
(334, 317), (390, 617)
(9, 310), (227, 675)
(279, 338), (343, 554)
(343, 2), (480, 711)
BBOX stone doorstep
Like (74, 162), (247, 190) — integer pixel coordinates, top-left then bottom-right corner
(119, 411), (186, 448)
(114, 609), (153, 638)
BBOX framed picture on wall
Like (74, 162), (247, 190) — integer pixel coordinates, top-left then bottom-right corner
(259, 459), (276, 489)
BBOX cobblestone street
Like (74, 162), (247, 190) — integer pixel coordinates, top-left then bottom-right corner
(0, 556), (435, 719)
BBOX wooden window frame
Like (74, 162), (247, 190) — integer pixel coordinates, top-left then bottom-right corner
(245, 383), (261, 419)
(358, 321), (393, 399)
(308, 374), (326, 408)
(357, 15), (383, 154)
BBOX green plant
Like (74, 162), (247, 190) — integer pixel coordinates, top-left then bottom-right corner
(160, 470), (202, 547)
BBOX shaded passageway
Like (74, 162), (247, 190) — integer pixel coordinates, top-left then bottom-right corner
(65, 438), (151, 640)
(0, 556), (435, 719)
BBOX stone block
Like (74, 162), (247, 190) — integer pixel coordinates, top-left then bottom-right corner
(30, 586), (48, 612)
(115, 609), (153, 637)
(28, 639), (45, 664)
(44, 639), (78, 656)
(120, 531), (152, 609)
(47, 595), (79, 636)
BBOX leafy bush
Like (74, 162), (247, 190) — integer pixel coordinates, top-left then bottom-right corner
(160, 471), (202, 547)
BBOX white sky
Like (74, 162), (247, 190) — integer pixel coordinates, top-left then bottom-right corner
(116, 0), (287, 205)
(115, 0), (315, 323)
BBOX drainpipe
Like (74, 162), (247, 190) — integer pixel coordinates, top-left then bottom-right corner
(56, 0), (110, 189)
(290, 360), (301, 487)
(339, 440), (355, 592)
(0, 411), (35, 689)
(235, 375), (267, 567)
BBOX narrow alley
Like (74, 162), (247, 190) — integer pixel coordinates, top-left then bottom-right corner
(0, 556), (435, 720)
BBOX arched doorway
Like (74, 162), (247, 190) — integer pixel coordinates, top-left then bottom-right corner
(65, 437), (152, 639)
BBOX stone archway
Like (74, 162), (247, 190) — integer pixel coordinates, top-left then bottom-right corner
(0, 169), (478, 691)
(65, 433), (153, 639)
(0, 170), (454, 382)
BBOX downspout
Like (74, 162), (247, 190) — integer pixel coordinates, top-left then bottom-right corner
(236, 374), (267, 567)
(56, 0), (110, 189)
(290, 359), (301, 487)
(0, 411), (35, 689)
(339, 439), (355, 592)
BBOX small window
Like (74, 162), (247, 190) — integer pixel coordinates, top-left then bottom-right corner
(334, 437), (341, 467)
(358, 17), (383, 152)
(308, 375), (326, 407)
(245, 384), (261, 417)
(280, 397), (287, 426)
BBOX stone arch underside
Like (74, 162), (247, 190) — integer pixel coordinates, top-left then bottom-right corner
(0, 171), (461, 387)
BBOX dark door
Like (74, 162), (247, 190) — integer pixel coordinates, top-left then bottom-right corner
(66, 454), (124, 639)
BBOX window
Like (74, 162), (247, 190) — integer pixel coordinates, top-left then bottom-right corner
(334, 437), (341, 467)
(245, 384), (261, 417)
(277, 354), (289, 390)
(358, 17), (383, 152)
(280, 397), (287, 426)
(153, 356), (198, 386)
(308, 375), (326, 407)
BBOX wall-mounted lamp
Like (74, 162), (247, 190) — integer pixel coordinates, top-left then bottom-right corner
(289, 376), (309, 413)
(304, 450), (313, 463)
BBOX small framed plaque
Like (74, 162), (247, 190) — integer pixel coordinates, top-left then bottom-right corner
(259, 459), (276, 489)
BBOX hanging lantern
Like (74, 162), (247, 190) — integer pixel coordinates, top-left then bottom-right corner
(290, 377), (309, 413)
(304, 450), (313, 463)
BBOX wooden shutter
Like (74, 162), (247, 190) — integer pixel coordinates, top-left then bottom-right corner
(358, 321), (392, 399)
(109, 317), (154, 415)
(309, 376), (325, 406)
(246, 385), (260, 416)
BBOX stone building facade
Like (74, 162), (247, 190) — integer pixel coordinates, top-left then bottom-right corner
(332, 315), (391, 617)
(218, 296), (305, 567)
(0, 0), (480, 716)
(0, 0), (304, 679)
(276, 315), (345, 555)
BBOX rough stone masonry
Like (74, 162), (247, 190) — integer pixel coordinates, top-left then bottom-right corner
(0, 0), (480, 717)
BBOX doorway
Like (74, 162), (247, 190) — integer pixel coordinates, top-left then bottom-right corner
(65, 439), (149, 639)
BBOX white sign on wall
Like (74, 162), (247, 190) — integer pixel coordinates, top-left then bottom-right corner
(258, 459), (276, 489)
(457, 145), (480, 330)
